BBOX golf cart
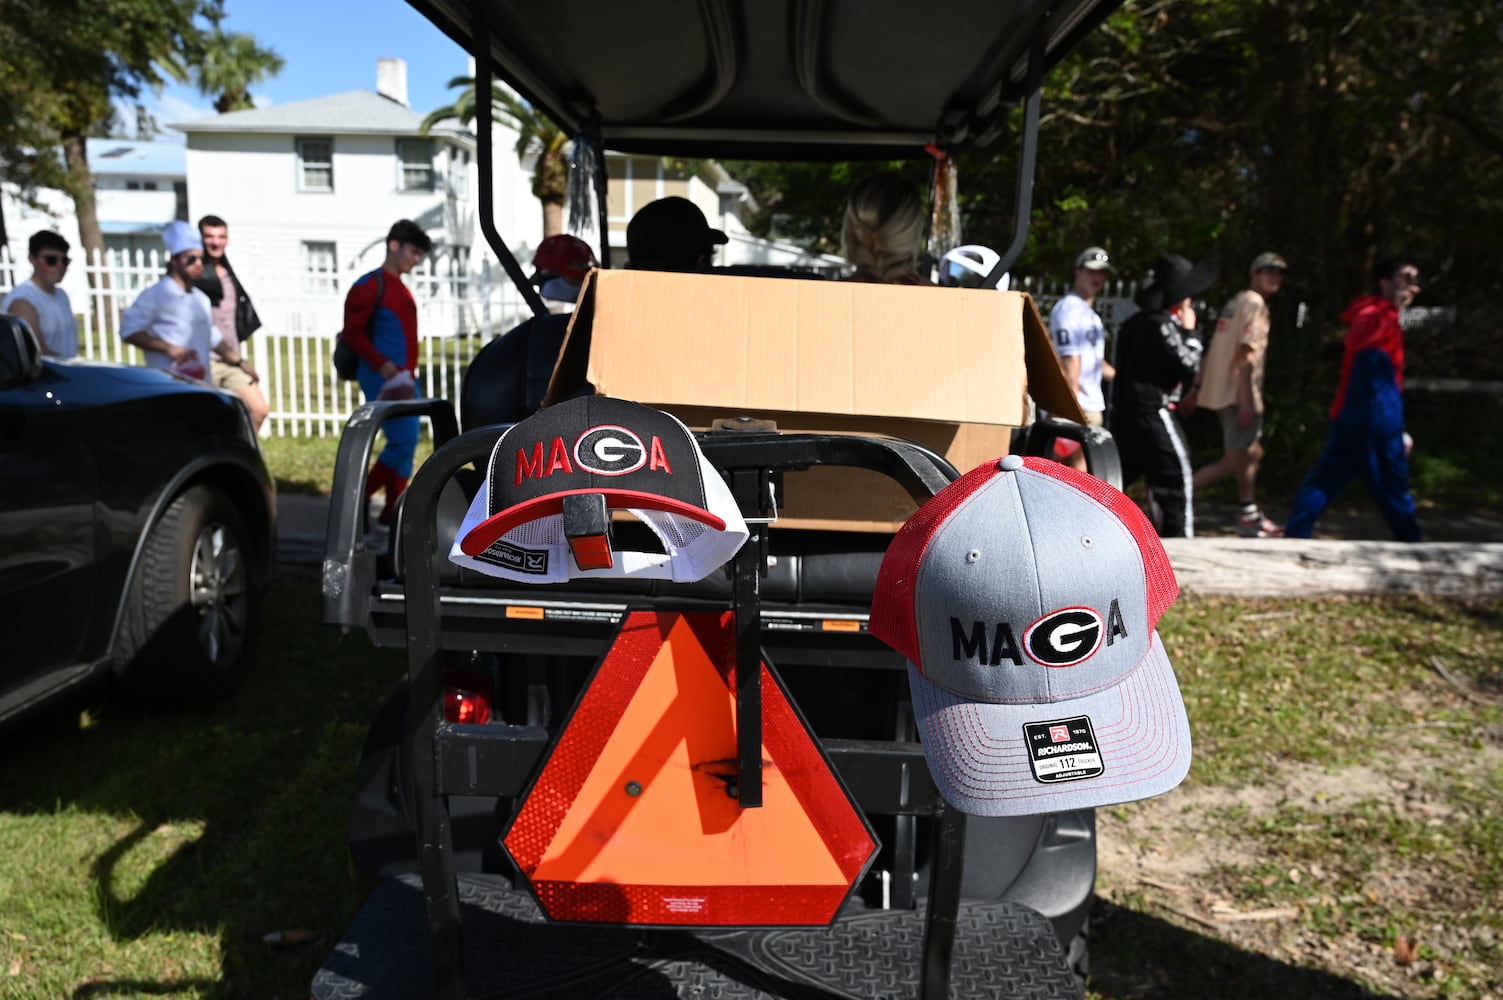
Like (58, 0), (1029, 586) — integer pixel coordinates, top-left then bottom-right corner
(316, 1), (1124, 997)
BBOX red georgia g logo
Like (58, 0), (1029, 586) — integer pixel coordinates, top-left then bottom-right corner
(1023, 607), (1104, 667)
(574, 424), (646, 476)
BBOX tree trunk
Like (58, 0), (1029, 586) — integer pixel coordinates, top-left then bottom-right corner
(63, 130), (116, 333)
(541, 200), (564, 237)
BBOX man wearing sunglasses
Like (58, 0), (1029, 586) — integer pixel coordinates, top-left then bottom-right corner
(1, 231), (79, 358)
(121, 220), (255, 386)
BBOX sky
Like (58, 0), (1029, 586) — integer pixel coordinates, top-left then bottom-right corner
(134, 0), (475, 140)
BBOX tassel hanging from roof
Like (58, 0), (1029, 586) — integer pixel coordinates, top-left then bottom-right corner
(925, 144), (961, 273)
(567, 132), (601, 245)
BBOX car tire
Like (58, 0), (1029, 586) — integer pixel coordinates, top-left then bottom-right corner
(117, 484), (255, 706)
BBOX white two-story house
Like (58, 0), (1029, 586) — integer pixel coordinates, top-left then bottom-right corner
(177, 60), (475, 293)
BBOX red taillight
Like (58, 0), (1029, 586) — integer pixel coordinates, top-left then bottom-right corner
(443, 671), (493, 725)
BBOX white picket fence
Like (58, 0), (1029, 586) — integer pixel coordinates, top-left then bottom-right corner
(2, 246), (1155, 437)
(1, 246), (536, 436)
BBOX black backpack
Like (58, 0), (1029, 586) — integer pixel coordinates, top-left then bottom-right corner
(332, 270), (386, 381)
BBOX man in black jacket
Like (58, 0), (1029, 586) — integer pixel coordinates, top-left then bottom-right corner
(1109, 254), (1219, 537)
(196, 215), (268, 430)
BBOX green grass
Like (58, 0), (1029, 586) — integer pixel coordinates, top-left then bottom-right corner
(0, 580), (406, 999)
(3, 436), (1500, 998)
(260, 432), (434, 496)
(2, 589), (1498, 998)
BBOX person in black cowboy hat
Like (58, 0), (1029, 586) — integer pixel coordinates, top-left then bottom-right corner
(1108, 253), (1221, 537)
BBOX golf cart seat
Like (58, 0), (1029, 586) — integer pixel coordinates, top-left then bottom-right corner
(459, 312), (572, 430)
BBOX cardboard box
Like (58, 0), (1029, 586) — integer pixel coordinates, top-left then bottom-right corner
(546, 269), (1085, 531)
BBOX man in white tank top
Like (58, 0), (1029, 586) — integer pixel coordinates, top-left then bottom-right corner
(2, 231), (79, 358)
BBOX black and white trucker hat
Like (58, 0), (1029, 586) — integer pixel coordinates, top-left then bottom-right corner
(869, 454), (1191, 817)
(450, 396), (748, 584)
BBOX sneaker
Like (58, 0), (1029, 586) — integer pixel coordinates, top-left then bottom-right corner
(1237, 510), (1284, 538)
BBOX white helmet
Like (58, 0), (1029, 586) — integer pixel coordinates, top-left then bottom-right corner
(938, 244), (1007, 289)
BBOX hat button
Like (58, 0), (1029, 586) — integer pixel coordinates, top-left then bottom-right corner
(999, 454), (1024, 472)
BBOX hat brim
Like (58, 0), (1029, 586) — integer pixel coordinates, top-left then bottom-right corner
(907, 630), (1191, 817)
(707, 228), (729, 246)
(1136, 256), (1221, 310)
(1079, 261), (1113, 272)
(459, 488), (726, 557)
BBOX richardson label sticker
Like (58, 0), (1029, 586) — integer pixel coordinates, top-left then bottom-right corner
(1023, 716), (1104, 784)
(477, 541), (549, 575)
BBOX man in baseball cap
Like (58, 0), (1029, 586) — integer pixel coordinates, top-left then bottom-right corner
(625, 197), (728, 272)
(1189, 251), (1289, 537)
(869, 454), (1192, 817)
(1048, 245), (1118, 469)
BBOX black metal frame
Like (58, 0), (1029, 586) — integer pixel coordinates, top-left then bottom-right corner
(318, 3), (1122, 990)
(388, 424), (988, 1000)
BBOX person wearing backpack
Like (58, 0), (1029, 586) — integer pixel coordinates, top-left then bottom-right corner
(338, 219), (433, 524)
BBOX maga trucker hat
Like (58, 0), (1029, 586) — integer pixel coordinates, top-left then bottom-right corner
(869, 454), (1192, 817)
(451, 396), (748, 584)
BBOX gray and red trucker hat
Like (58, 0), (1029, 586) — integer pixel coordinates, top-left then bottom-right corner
(450, 396), (748, 584)
(869, 454), (1192, 817)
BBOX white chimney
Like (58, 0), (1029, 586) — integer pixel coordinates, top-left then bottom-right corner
(377, 58), (408, 107)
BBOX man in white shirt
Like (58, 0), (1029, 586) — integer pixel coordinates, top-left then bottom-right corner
(2, 231), (79, 358)
(1047, 246), (1117, 470)
(121, 221), (255, 385)
(1048, 246), (1117, 425)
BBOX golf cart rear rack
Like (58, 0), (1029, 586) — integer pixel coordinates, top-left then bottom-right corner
(317, 412), (1103, 1000)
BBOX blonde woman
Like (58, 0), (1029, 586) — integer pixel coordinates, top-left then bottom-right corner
(841, 175), (933, 285)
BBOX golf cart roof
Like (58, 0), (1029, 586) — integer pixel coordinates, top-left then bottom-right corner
(407, 0), (1121, 159)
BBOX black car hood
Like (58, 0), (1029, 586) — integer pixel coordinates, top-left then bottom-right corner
(38, 359), (231, 406)
(407, 0), (1121, 159)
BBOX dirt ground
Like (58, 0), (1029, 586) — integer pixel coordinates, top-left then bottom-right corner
(1090, 697), (1503, 998)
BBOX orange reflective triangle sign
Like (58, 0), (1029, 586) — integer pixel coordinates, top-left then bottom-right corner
(504, 610), (876, 926)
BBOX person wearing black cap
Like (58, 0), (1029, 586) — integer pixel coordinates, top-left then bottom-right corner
(1108, 253), (1220, 537)
(625, 196), (728, 271)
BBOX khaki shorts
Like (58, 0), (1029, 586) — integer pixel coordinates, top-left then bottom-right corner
(212, 358), (256, 392)
(1216, 405), (1262, 451)
(1083, 410), (1106, 428)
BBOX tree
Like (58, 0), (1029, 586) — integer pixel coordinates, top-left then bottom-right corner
(0, 0), (215, 274)
(726, 0), (1503, 395)
(191, 27), (285, 114)
(422, 77), (570, 236)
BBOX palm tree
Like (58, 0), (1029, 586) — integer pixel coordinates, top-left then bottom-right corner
(194, 29), (285, 114)
(422, 76), (569, 237)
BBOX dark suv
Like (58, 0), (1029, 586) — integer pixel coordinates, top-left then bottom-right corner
(0, 314), (275, 727)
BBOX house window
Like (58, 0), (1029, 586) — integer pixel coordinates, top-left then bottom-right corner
(297, 138), (334, 192)
(398, 139), (434, 191)
(302, 241), (338, 292)
(449, 148), (470, 199)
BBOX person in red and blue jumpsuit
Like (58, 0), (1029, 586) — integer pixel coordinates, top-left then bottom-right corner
(1285, 255), (1422, 542)
(340, 219), (432, 522)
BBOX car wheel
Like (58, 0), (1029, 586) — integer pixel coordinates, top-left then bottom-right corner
(118, 484), (255, 706)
